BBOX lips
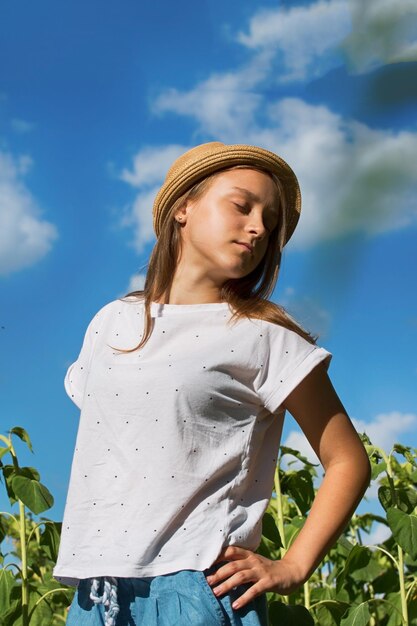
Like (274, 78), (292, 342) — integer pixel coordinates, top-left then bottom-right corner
(236, 242), (253, 253)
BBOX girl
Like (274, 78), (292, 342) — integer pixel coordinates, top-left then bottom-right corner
(54, 142), (371, 626)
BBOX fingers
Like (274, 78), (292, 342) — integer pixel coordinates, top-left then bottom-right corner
(230, 583), (264, 610)
(213, 544), (251, 563)
(208, 548), (276, 611)
(211, 570), (265, 611)
(210, 563), (251, 590)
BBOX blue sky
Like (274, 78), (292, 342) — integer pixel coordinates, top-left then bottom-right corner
(1, 0), (417, 548)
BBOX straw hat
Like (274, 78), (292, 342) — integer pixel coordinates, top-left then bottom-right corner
(152, 141), (301, 244)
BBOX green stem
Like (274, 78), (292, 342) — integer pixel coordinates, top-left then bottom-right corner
(273, 464), (286, 555)
(406, 578), (417, 603)
(26, 519), (53, 545)
(367, 583), (381, 626)
(28, 587), (73, 622)
(273, 462), (288, 605)
(6, 435), (29, 626)
(303, 580), (310, 610)
(0, 510), (18, 524)
(368, 544), (399, 570)
(3, 562), (23, 576)
(378, 447), (409, 625)
(310, 597), (404, 622)
(398, 545), (409, 625)
(379, 448), (397, 506)
(19, 502), (29, 626)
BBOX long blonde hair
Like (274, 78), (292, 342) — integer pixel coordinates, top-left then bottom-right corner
(119, 165), (318, 353)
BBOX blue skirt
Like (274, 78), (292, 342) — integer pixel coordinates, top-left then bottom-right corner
(65, 561), (269, 625)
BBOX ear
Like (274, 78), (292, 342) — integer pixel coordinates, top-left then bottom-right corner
(174, 198), (195, 223)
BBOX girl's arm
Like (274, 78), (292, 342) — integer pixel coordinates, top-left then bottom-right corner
(207, 361), (371, 608)
(278, 359), (371, 583)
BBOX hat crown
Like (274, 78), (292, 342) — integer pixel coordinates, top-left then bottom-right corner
(166, 142), (225, 182)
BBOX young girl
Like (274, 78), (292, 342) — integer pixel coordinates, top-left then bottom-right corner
(53, 142), (371, 626)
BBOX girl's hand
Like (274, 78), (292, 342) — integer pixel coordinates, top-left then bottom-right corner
(206, 545), (305, 610)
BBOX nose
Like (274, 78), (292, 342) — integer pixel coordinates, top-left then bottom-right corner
(246, 216), (269, 240)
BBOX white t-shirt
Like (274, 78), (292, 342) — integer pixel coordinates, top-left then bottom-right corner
(53, 297), (332, 587)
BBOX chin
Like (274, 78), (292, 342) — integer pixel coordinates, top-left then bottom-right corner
(223, 266), (255, 280)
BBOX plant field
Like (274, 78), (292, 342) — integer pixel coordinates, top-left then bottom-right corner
(1, 427), (416, 625)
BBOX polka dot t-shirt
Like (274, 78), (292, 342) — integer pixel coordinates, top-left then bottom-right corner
(52, 297), (332, 587)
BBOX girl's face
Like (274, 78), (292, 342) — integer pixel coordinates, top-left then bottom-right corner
(175, 168), (279, 285)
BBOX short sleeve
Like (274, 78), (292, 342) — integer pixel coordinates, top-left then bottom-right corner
(254, 320), (332, 415)
(64, 303), (111, 410)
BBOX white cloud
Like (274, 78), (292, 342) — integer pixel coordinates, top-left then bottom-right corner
(120, 144), (188, 188)
(235, 0), (417, 79)
(152, 92), (417, 249)
(364, 522), (391, 547)
(0, 149), (58, 276)
(352, 411), (417, 453)
(153, 52), (270, 141)
(237, 0), (350, 82)
(117, 272), (146, 299)
(119, 186), (158, 254)
(10, 119), (35, 134)
(342, 0), (417, 72)
(279, 287), (332, 339)
(127, 272), (146, 293)
(119, 145), (190, 252)
(356, 412), (417, 503)
(282, 410), (417, 504)
(263, 98), (417, 249)
(282, 430), (320, 468)
(121, 1), (417, 253)
(284, 411), (417, 468)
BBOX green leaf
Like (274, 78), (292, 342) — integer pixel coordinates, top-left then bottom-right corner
(2, 466), (42, 506)
(350, 556), (384, 585)
(385, 592), (404, 626)
(0, 569), (15, 614)
(340, 602), (371, 626)
(282, 470), (315, 514)
(11, 475), (54, 514)
(379, 485), (417, 513)
(359, 433), (373, 446)
(370, 460), (386, 480)
(355, 512), (387, 531)
(372, 567), (401, 595)
(0, 598), (22, 626)
(27, 591), (55, 626)
(386, 507), (417, 559)
(279, 446), (319, 467)
(363, 443), (383, 461)
(284, 516), (305, 548)
(314, 600), (350, 626)
(256, 535), (275, 559)
(0, 516), (8, 544)
(336, 545), (371, 593)
(38, 520), (62, 562)
(378, 486), (394, 512)
(337, 535), (355, 557)
(10, 426), (33, 453)
(269, 601), (314, 625)
(393, 443), (417, 468)
(0, 446), (10, 461)
(18, 466), (41, 481)
(261, 512), (282, 548)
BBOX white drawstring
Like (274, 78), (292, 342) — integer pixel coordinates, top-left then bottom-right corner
(89, 577), (120, 626)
